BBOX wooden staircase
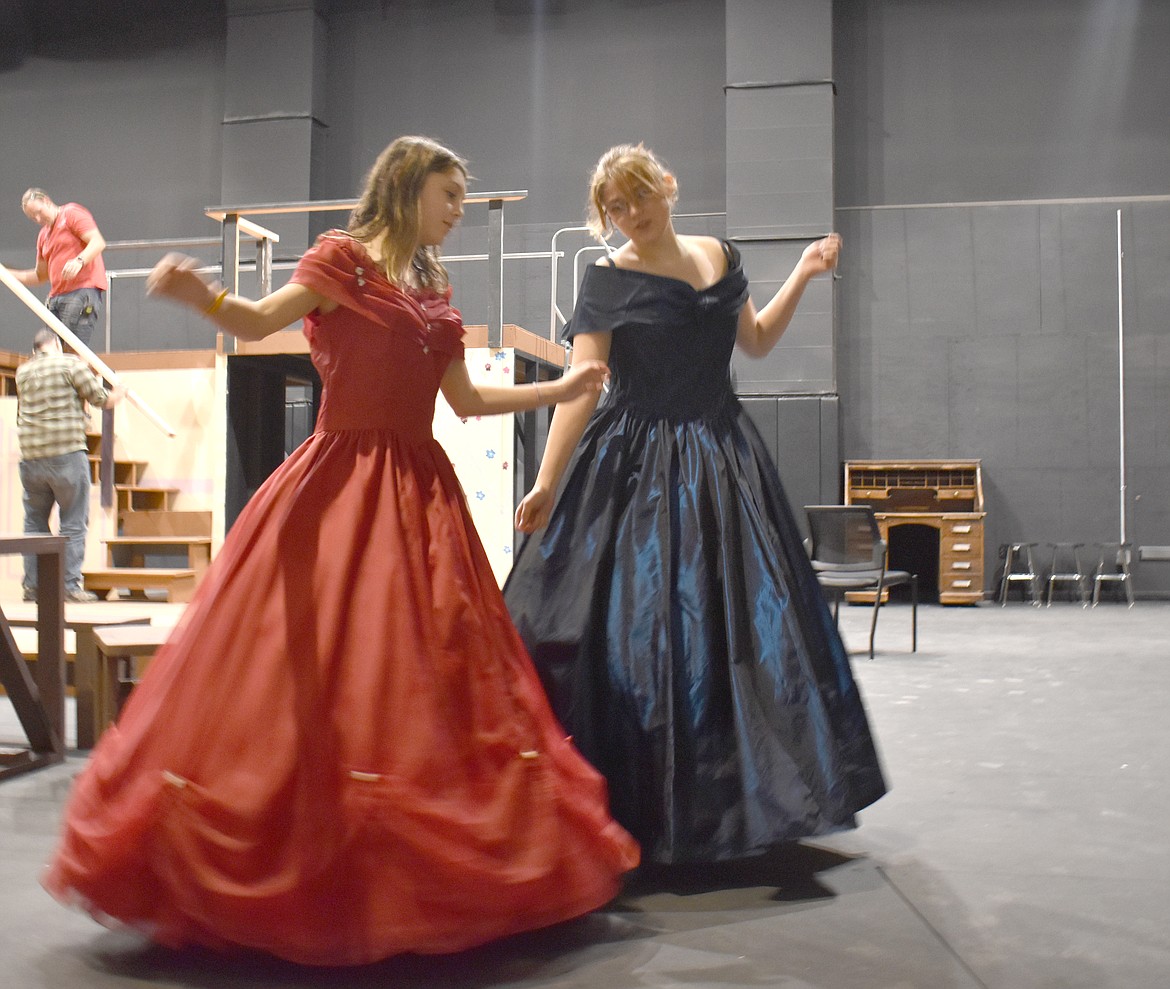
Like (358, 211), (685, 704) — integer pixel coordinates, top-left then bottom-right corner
(82, 432), (212, 603)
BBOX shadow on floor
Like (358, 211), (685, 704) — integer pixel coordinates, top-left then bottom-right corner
(78, 843), (857, 989)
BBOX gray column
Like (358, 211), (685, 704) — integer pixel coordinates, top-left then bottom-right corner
(221, 0), (330, 255)
(726, 0), (840, 512)
(726, 0), (835, 395)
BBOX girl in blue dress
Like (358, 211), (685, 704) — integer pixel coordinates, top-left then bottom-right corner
(504, 143), (886, 865)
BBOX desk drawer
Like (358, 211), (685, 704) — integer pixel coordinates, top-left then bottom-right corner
(941, 528), (983, 558)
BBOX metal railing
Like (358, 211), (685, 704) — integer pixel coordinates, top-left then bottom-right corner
(205, 191), (530, 349)
(95, 202), (727, 352)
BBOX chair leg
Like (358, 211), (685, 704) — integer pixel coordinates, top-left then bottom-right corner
(1028, 547), (1043, 606)
(910, 575), (918, 653)
(868, 586), (881, 660)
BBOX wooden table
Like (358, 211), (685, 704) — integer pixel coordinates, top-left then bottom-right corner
(4, 602), (152, 749)
(0, 535), (65, 779)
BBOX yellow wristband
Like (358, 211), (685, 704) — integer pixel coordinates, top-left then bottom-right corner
(205, 288), (229, 314)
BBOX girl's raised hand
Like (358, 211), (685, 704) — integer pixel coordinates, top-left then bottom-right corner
(146, 253), (219, 311)
(800, 233), (842, 276)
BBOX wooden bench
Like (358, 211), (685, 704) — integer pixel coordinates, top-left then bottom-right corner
(83, 567), (197, 603)
(4, 605), (155, 747)
(93, 624), (174, 736)
(8, 627), (78, 681)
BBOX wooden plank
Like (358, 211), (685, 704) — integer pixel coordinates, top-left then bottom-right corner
(103, 349), (219, 371)
(234, 329), (309, 356)
(118, 510), (213, 538)
(83, 568), (197, 604)
(84, 568), (196, 584)
(462, 324), (567, 367)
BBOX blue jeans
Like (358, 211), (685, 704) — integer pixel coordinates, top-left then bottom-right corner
(20, 450), (91, 594)
(47, 287), (104, 349)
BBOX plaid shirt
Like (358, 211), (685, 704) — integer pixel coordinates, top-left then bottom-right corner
(15, 352), (110, 461)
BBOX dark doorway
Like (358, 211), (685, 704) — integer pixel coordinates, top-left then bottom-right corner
(888, 523), (939, 604)
(225, 354), (321, 529)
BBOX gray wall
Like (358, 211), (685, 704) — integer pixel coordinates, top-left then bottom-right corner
(1, 0), (726, 353)
(319, 0), (727, 344)
(834, 0), (1170, 595)
(3, 0), (1168, 595)
(0, 1), (227, 351)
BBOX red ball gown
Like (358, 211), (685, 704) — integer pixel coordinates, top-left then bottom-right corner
(43, 232), (639, 966)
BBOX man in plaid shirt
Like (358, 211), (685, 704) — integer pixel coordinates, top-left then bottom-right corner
(16, 328), (125, 602)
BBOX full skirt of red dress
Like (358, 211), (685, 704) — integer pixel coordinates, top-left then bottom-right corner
(43, 234), (639, 966)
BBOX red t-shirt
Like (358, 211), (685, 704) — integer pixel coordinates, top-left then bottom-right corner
(36, 202), (108, 296)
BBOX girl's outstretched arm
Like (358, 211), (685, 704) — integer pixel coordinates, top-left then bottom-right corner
(439, 354), (608, 418)
(147, 253), (326, 341)
(735, 234), (840, 358)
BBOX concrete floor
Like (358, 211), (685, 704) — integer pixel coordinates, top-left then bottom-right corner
(1, 600), (1167, 988)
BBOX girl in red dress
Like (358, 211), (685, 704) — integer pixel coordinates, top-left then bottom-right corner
(44, 135), (638, 966)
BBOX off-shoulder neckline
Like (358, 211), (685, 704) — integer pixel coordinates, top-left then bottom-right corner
(596, 240), (741, 295)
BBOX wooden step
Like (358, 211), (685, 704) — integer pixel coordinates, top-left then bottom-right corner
(115, 485), (178, 511)
(104, 536), (212, 575)
(83, 567), (196, 603)
(118, 510), (212, 538)
(88, 456), (149, 486)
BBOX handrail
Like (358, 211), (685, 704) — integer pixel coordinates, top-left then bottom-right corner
(104, 237), (221, 253)
(573, 246), (609, 312)
(549, 225), (592, 341)
(0, 262), (176, 437)
(101, 232), (269, 350)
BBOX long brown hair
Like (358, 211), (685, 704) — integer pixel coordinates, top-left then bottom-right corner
(348, 136), (468, 291)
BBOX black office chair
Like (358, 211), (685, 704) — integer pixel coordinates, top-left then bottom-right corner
(805, 505), (918, 659)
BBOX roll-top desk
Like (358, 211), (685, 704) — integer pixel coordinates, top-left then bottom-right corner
(844, 460), (986, 605)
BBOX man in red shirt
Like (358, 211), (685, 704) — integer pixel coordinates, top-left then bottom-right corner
(12, 188), (108, 349)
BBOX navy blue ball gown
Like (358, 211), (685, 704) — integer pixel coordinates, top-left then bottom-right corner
(503, 242), (887, 865)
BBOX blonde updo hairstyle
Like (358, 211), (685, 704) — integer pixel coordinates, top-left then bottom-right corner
(586, 143), (678, 242)
(348, 135), (469, 292)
